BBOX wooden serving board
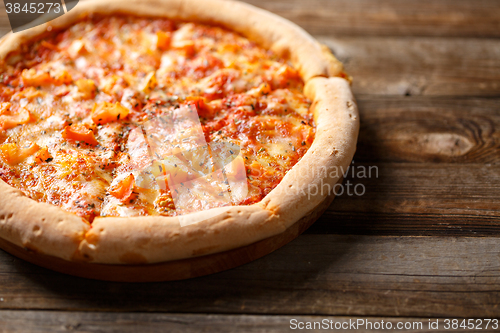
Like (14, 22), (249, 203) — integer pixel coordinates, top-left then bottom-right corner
(0, 193), (336, 282)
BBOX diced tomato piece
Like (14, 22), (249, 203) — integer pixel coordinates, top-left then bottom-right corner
(0, 108), (30, 130)
(172, 40), (195, 58)
(91, 102), (129, 125)
(109, 173), (136, 202)
(75, 79), (97, 99)
(21, 68), (72, 86)
(62, 124), (99, 146)
(156, 31), (171, 51)
(55, 70), (73, 85)
(34, 147), (53, 164)
(0, 102), (11, 115)
(0, 142), (39, 165)
(21, 69), (51, 86)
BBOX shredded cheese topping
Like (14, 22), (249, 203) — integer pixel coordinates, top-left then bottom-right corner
(0, 15), (315, 222)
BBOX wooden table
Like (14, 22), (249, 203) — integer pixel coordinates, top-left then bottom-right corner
(1, 0), (500, 331)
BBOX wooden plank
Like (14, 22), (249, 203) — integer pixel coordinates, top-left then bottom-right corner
(305, 96), (500, 236)
(356, 96), (500, 163)
(4, 1), (500, 39)
(1, 1), (500, 39)
(1, 311), (498, 333)
(0, 9), (9, 37)
(242, 0), (500, 38)
(0, 235), (499, 318)
(321, 37), (500, 97)
(311, 163), (500, 236)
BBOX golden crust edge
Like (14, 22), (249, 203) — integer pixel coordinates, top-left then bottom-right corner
(0, 0), (358, 264)
(0, 179), (89, 261)
(79, 77), (359, 264)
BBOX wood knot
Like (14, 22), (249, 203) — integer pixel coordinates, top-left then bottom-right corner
(400, 132), (474, 159)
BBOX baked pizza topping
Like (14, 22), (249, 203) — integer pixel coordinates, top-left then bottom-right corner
(0, 15), (315, 222)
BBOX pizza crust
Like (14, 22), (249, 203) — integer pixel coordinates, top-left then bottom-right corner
(0, 0), (359, 264)
(0, 180), (89, 261)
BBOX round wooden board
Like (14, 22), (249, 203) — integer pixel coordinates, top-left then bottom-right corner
(0, 194), (335, 282)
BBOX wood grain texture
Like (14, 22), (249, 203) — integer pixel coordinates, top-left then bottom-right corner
(0, 8), (8, 37)
(241, 0), (500, 38)
(300, 96), (500, 236)
(1, 0), (500, 38)
(355, 97), (500, 164)
(321, 37), (500, 97)
(1, 311), (498, 333)
(0, 0), (499, 325)
(311, 163), (500, 236)
(1, 235), (499, 318)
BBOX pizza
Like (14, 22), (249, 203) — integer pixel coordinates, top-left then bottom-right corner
(0, 0), (358, 277)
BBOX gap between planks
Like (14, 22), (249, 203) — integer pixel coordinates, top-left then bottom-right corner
(312, 162), (500, 236)
(319, 37), (500, 97)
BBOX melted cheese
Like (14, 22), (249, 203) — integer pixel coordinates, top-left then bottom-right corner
(0, 15), (314, 221)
